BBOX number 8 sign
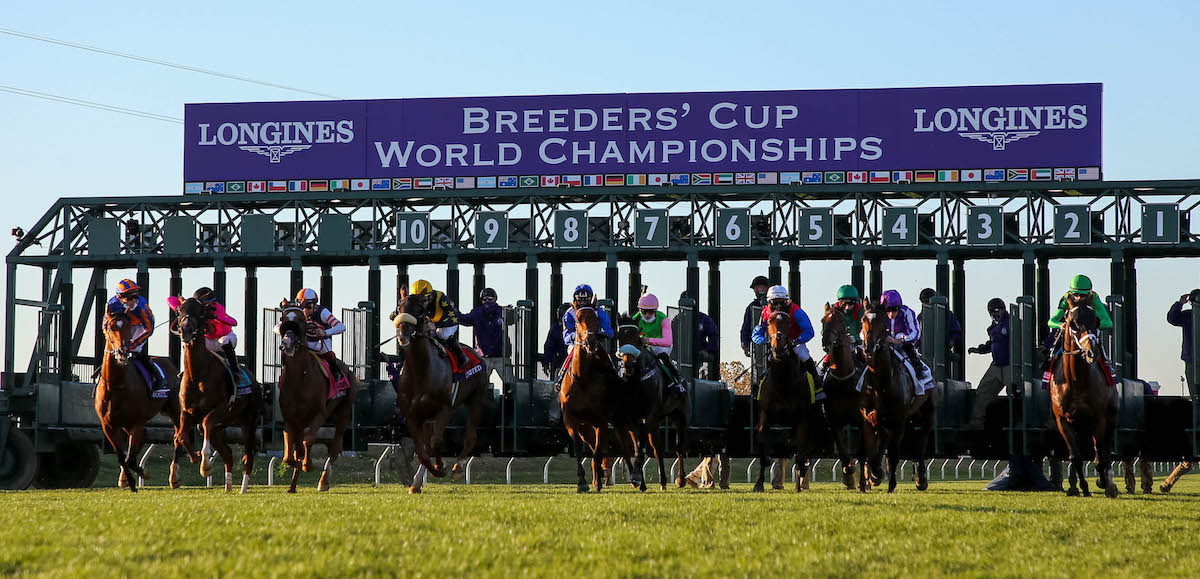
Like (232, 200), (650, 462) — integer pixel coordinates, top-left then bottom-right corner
(554, 210), (588, 249)
(716, 208), (750, 247)
(475, 211), (508, 250)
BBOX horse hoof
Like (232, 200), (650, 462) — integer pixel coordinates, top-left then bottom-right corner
(1105, 485), (1119, 499)
(1082, 490), (1092, 497)
(659, 484), (667, 491)
(638, 484), (647, 493)
(1066, 488), (1080, 497)
(302, 462), (313, 473)
(169, 479), (180, 490)
(676, 478), (686, 489)
(752, 484), (764, 493)
(916, 479), (929, 492)
(1160, 484), (1171, 494)
(409, 486), (422, 494)
(577, 484), (590, 493)
(286, 488), (297, 494)
(772, 484), (784, 491)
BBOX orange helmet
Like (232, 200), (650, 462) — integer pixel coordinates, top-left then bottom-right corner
(295, 288), (318, 303)
(115, 279), (140, 297)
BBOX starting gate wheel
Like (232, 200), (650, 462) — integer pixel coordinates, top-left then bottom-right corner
(33, 441), (101, 489)
(0, 426), (37, 490)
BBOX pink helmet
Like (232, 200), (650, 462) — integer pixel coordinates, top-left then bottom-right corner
(637, 293), (659, 310)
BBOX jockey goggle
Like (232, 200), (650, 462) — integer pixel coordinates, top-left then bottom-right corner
(885, 306), (901, 313)
(837, 298), (858, 307)
(482, 296), (497, 304)
(301, 301), (317, 310)
(768, 298), (789, 309)
(638, 308), (656, 317)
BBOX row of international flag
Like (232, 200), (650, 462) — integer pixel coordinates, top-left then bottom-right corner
(186, 167), (1102, 194)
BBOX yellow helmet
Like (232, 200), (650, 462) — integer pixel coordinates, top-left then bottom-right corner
(411, 279), (433, 295)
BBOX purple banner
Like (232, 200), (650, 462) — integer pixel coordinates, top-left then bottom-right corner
(184, 83), (1101, 182)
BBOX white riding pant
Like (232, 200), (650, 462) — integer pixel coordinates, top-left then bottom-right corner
(792, 342), (812, 362)
(647, 345), (671, 357)
(307, 337), (334, 355)
(129, 325), (149, 353)
(204, 332), (237, 353)
(435, 325), (458, 340)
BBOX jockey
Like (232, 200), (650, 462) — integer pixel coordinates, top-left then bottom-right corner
(1044, 274), (1115, 380)
(834, 284), (865, 347)
(557, 284), (614, 383)
(105, 279), (165, 390)
(167, 287), (249, 390)
(634, 293), (686, 393)
(291, 288), (349, 384)
(410, 279), (468, 368)
(879, 289), (936, 399)
(750, 285), (817, 376)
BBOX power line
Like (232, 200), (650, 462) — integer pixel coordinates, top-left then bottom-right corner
(0, 85), (183, 124)
(0, 27), (340, 99)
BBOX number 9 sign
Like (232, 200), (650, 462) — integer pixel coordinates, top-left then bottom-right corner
(475, 211), (508, 250)
(554, 210), (589, 249)
(716, 208), (750, 247)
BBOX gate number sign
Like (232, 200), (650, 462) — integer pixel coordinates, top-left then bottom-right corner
(797, 208), (833, 247)
(882, 207), (918, 246)
(1142, 204), (1180, 244)
(554, 210), (589, 249)
(967, 206), (1004, 246)
(475, 211), (508, 250)
(395, 212), (430, 250)
(715, 208), (751, 247)
(1054, 206), (1091, 245)
(635, 209), (669, 248)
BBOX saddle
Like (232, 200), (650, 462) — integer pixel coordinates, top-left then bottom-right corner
(130, 357), (170, 399)
(1041, 351), (1118, 390)
(312, 353), (352, 401)
(216, 353), (254, 395)
(432, 341), (485, 382)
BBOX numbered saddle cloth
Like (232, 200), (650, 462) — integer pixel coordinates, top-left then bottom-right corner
(131, 357), (170, 399)
(314, 354), (352, 401)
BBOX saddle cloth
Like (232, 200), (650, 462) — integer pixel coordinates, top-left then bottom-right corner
(216, 355), (255, 396)
(313, 354), (351, 401)
(131, 357), (170, 399)
(1041, 355), (1118, 391)
(757, 369), (822, 404)
(854, 347), (936, 396)
(433, 341), (486, 383)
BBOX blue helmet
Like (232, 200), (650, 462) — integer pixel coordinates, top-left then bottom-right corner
(572, 284), (594, 303)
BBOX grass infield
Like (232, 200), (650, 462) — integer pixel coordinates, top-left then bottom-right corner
(1, 475), (1198, 577)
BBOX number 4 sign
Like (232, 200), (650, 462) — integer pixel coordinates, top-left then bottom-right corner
(882, 207), (918, 246)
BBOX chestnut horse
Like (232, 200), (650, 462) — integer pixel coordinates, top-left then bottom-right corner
(559, 305), (635, 493)
(860, 303), (936, 493)
(276, 306), (357, 493)
(170, 297), (263, 493)
(820, 305), (872, 490)
(614, 315), (685, 491)
(752, 309), (816, 492)
(1050, 302), (1119, 498)
(391, 293), (490, 493)
(95, 312), (181, 492)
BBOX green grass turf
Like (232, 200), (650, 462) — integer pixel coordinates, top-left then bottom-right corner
(2, 476), (1198, 577)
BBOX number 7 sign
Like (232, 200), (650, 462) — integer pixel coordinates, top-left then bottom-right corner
(635, 209), (669, 248)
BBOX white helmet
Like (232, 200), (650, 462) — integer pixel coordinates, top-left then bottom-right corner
(767, 285), (789, 301)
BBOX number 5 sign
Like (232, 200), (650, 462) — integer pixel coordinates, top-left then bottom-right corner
(554, 210), (588, 249)
(715, 208), (750, 247)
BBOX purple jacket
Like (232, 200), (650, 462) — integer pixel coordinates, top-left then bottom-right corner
(459, 302), (506, 357)
(884, 305), (921, 344)
(1168, 302), (1194, 363)
(978, 313), (1011, 367)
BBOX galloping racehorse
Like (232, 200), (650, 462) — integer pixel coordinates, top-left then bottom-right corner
(1050, 302), (1119, 498)
(95, 312), (181, 492)
(276, 305), (357, 492)
(615, 315), (685, 491)
(559, 305), (635, 493)
(820, 304), (871, 490)
(391, 293), (490, 493)
(753, 309), (816, 492)
(171, 297), (263, 493)
(860, 303), (936, 493)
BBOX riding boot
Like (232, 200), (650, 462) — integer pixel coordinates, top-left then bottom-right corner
(903, 343), (928, 379)
(322, 351), (347, 383)
(446, 332), (468, 368)
(220, 343), (245, 389)
(134, 350), (164, 391)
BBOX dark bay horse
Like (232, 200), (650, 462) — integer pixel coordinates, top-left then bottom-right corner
(615, 316), (685, 491)
(860, 303), (936, 493)
(392, 293), (490, 493)
(753, 309), (816, 492)
(277, 306), (357, 493)
(95, 312), (181, 492)
(171, 297), (263, 493)
(820, 304), (871, 490)
(559, 305), (636, 493)
(1050, 302), (1119, 498)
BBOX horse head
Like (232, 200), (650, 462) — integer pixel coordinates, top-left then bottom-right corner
(615, 315), (644, 376)
(573, 305), (606, 357)
(1065, 301), (1100, 364)
(861, 302), (889, 358)
(174, 297), (210, 345)
(103, 312), (134, 365)
(821, 303), (848, 352)
(393, 293), (427, 348)
(277, 305), (307, 357)
(766, 310), (793, 362)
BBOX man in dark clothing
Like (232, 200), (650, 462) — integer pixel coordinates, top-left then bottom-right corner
(918, 288), (965, 356)
(966, 298), (1011, 429)
(1161, 289), (1200, 492)
(459, 287), (511, 382)
(740, 275), (772, 357)
(541, 303), (571, 379)
(674, 291), (720, 376)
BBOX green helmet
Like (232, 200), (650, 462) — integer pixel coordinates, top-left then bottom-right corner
(1069, 274), (1093, 293)
(836, 284), (860, 300)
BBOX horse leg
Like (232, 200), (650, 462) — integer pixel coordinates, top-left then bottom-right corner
(320, 401), (353, 493)
(674, 416), (689, 489)
(1161, 462), (1192, 493)
(592, 426), (606, 492)
(1055, 415), (1083, 497)
(240, 408), (257, 495)
(176, 410), (200, 464)
(794, 422), (809, 493)
(169, 442), (186, 489)
(1123, 458), (1136, 495)
(410, 463), (427, 494)
(572, 432), (589, 493)
(452, 392), (486, 477)
(427, 411), (452, 476)
(648, 429), (667, 491)
(125, 425), (150, 480)
(886, 424), (901, 494)
(1096, 421), (1118, 498)
(753, 426), (769, 493)
(831, 417), (855, 490)
(103, 423), (136, 493)
(632, 422), (648, 492)
(915, 409), (932, 491)
(202, 414), (235, 493)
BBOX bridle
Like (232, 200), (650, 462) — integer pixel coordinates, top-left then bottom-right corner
(103, 314), (132, 365)
(394, 299), (428, 348)
(1062, 304), (1098, 364)
(573, 306), (603, 355)
(821, 314), (857, 381)
(767, 311), (794, 363)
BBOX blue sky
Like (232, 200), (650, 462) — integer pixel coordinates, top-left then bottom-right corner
(3, 0), (1200, 392)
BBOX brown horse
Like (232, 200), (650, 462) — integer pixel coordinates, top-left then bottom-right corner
(391, 293), (490, 493)
(170, 297), (263, 493)
(860, 303), (936, 493)
(614, 315), (685, 491)
(752, 309), (816, 492)
(1050, 302), (1119, 498)
(559, 305), (634, 493)
(820, 304), (872, 490)
(95, 312), (181, 492)
(276, 306), (357, 493)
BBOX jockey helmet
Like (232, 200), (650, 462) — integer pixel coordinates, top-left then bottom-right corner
(115, 279), (140, 298)
(296, 288), (318, 304)
(919, 288), (937, 304)
(836, 284), (860, 301)
(194, 287), (216, 304)
(987, 298), (1006, 313)
(411, 280), (433, 295)
(557, 302), (572, 318)
(1069, 274), (1092, 294)
(637, 293), (659, 311)
(572, 284), (594, 303)
(750, 275), (771, 289)
(766, 285), (789, 301)
(480, 287), (498, 301)
(880, 290), (904, 308)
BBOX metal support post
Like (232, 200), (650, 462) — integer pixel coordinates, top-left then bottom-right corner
(707, 259), (721, 379)
(244, 266), (257, 373)
(935, 252), (950, 302)
(289, 258), (303, 298)
(473, 262), (486, 308)
(788, 258), (801, 304)
(869, 256), (883, 300)
(628, 260), (641, 316)
(952, 256), (966, 380)
(446, 255), (460, 305)
(851, 251), (865, 302)
(552, 260), (564, 326)
(367, 258), (382, 380)
(525, 255), (539, 383)
(4, 263), (16, 380)
(768, 252), (781, 286)
(1036, 255), (1051, 338)
(58, 263), (73, 380)
(136, 261), (150, 301)
(169, 266), (183, 367)
(320, 265), (333, 308)
(1125, 258), (1138, 377)
(212, 259), (227, 303)
(604, 254), (618, 310)
(92, 267), (106, 369)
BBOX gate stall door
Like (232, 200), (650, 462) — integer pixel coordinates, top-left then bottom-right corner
(261, 308), (282, 384)
(340, 307), (370, 381)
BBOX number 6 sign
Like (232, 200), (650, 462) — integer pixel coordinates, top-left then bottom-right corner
(716, 208), (750, 247)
